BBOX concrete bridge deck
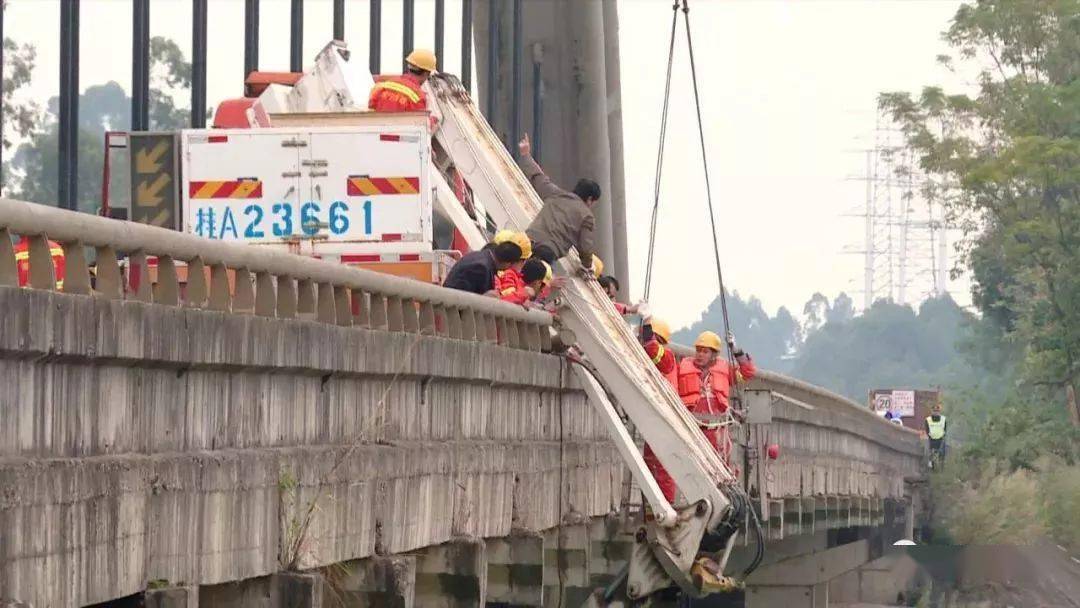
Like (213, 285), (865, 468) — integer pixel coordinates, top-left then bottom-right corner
(0, 201), (927, 607)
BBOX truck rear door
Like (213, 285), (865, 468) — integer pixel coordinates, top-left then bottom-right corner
(182, 130), (304, 243)
(305, 124), (431, 248)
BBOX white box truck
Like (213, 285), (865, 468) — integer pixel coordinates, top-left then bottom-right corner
(179, 116), (460, 283)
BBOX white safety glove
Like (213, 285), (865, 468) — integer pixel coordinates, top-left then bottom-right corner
(636, 300), (651, 321)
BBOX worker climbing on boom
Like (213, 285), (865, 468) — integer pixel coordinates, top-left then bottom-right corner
(517, 133), (599, 277)
(641, 317), (680, 503)
(598, 275), (643, 315)
(677, 331), (756, 466)
(369, 49), (437, 113)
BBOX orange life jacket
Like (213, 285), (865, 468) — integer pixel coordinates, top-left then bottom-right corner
(677, 357), (736, 417)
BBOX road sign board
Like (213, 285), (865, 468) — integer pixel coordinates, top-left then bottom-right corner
(129, 132), (179, 230)
(890, 390), (916, 417)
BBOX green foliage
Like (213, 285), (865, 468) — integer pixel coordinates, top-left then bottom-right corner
(1, 37), (38, 150)
(936, 465), (1047, 545)
(789, 296), (977, 403)
(1041, 465), (1080, 549)
(880, 0), (1080, 419)
(672, 291), (801, 373)
(4, 37), (193, 210)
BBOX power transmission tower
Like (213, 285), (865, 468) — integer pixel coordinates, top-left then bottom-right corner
(845, 112), (950, 311)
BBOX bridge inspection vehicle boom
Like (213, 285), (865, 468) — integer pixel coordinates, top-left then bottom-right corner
(425, 74), (758, 603)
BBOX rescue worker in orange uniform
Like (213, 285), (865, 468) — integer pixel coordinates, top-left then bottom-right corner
(641, 318), (680, 503)
(491, 230), (532, 304)
(369, 49), (437, 113)
(13, 236), (66, 289)
(677, 330), (756, 466)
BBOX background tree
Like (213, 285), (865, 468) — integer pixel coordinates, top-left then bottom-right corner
(1, 37), (37, 152)
(7, 36), (192, 212)
(790, 296), (980, 404)
(673, 291), (802, 373)
(879, 0), (1080, 424)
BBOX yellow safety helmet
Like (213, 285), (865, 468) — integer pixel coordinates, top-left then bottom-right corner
(406, 49), (438, 73)
(591, 254), (604, 278)
(651, 319), (672, 344)
(492, 230), (532, 260)
(541, 261), (553, 284)
(694, 330), (722, 352)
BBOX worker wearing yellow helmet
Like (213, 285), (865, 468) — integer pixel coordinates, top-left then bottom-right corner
(640, 316), (679, 501)
(493, 229), (533, 260)
(490, 230), (538, 305)
(676, 329), (757, 466)
(369, 48), (437, 113)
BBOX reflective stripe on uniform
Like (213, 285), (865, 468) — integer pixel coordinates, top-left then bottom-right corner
(926, 416), (946, 440)
(373, 80), (421, 104)
(695, 413), (733, 429)
(650, 343), (666, 365)
(14, 248), (63, 260)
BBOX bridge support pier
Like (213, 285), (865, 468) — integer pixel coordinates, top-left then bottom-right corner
(543, 524), (591, 607)
(333, 555), (417, 607)
(828, 549), (927, 605)
(415, 538), (487, 607)
(587, 515), (634, 590)
(273, 572), (324, 608)
(747, 583), (828, 608)
(486, 534), (544, 606)
(144, 584), (198, 608)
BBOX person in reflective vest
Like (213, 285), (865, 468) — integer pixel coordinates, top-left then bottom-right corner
(13, 236), (66, 289)
(369, 48), (436, 113)
(925, 404), (947, 463)
(642, 317), (680, 503)
(677, 330), (756, 465)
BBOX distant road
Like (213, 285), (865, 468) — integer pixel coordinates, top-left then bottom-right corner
(953, 541), (1080, 607)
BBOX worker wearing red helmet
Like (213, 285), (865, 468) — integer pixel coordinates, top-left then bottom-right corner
(677, 330), (756, 465)
(369, 49), (437, 113)
(642, 318), (680, 503)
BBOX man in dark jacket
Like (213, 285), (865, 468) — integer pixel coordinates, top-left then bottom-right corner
(443, 241), (523, 295)
(517, 133), (599, 273)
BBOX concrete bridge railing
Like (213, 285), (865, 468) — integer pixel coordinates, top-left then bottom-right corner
(747, 371), (925, 539)
(0, 197), (552, 352)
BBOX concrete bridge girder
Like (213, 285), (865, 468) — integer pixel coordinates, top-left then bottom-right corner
(0, 277), (926, 607)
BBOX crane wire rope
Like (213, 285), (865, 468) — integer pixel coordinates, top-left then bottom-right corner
(641, 0), (766, 578)
(642, 2), (680, 301)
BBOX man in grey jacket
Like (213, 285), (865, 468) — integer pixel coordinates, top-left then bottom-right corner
(517, 133), (599, 274)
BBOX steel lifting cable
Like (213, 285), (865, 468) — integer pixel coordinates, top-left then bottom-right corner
(643, 0), (767, 577)
(679, 0), (736, 370)
(642, 2), (681, 301)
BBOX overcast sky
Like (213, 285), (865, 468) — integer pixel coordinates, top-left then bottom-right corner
(5, 0), (972, 329)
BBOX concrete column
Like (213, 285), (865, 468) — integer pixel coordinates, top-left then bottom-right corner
(273, 572), (324, 608)
(487, 534), (544, 606)
(828, 550), (925, 605)
(542, 524), (592, 608)
(746, 583), (827, 608)
(144, 585), (198, 608)
(415, 539), (487, 607)
(334, 556), (416, 608)
(587, 516), (633, 591)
